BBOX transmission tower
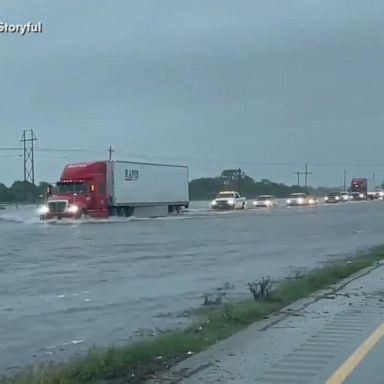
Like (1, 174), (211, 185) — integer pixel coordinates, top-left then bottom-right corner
(20, 129), (37, 184)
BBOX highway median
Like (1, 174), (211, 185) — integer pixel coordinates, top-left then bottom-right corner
(2, 246), (384, 384)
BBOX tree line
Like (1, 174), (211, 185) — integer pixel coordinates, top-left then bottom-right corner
(189, 169), (333, 200)
(0, 170), (334, 203)
(0, 181), (50, 203)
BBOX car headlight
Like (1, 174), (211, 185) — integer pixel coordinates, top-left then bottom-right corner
(67, 205), (79, 213)
(297, 198), (304, 204)
(342, 195), (348, 200)
(38, 205), (49, 215)
(324, 196), (328, 201)
(287, 199), (291, 204)
(309, 199), (315, 204)
(359, 193), (364, 198)
(211, 200), (217, 206)
(265, 200), (272, 206)
(335, 196), (340, 200)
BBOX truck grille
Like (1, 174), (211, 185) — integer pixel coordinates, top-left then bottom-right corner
(48, 201), (67, 213)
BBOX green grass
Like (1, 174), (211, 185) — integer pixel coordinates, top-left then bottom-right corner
(3, 246), (384, 384)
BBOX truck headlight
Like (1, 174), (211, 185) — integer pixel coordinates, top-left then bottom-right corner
(265, 200), (272, 206)
(308, 199), (315, 204)
(359, 193), (364, 198)
(335, 196), (340, 200)
(68, 205), (79, 213)
(228, 199), (235, 205)
(286, 199), (291, 204)
(297, 198), (304, 204)
(211, 200), (217, 206)
(324, 196), (328, 201)
(38, 205), (49, 215)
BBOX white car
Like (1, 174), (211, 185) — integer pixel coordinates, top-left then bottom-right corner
(286, 193), (318, 206)
(339, 191), (352, 201)
(211, 191), (247, 210)
(375, 189), (384, 200)
(253, 195), (276, 208)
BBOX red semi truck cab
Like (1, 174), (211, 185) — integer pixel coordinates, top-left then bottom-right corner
(40, 161), (109, 219)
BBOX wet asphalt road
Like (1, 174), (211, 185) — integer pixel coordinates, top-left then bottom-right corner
(1, 200), (384, 371)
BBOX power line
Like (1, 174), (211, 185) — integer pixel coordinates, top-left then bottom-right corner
(4, 144), (384, 169)
(0, 154), (22, 158)
(35, 147), (97, 153)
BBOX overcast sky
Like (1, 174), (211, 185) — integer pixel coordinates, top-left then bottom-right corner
(0, 0), (383, 187)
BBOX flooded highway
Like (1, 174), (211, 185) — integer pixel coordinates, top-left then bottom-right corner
(1, 200), (384, 371)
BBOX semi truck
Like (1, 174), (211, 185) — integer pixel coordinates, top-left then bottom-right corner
(39, 160), (189, 219)
(350, 178), (368, 200)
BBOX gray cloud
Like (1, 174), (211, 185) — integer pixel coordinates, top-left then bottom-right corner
(1, 0), (383, 186)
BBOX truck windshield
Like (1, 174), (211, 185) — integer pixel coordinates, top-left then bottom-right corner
(258, 195), (273, 200)
(290, 193), (306, 197)
(56, 182), (87, 194)
(217, 193), (234, 198)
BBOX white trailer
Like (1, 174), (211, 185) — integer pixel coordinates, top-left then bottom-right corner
(107, 160), (189, 216)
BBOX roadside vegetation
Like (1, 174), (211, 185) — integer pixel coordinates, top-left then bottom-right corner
(2, 247), (384, 384)
(0, 181), (49, 204)
(189, 169), (335, 200)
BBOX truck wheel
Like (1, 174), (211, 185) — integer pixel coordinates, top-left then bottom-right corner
(78, 209), (87, 219)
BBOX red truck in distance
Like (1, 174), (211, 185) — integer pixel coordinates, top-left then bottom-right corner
(39, 160), (189, 220)
(350, 178), (368, 200)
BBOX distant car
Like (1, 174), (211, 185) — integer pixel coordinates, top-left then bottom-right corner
(324, 192), (342, 203)
(286, 193), (318, 206)
(350, 192), (365, 201)
(339, 191), (352, 202)
(253, 195), (276, 208)
(211, 191), (247, 210)
(375, 189), (384, 200)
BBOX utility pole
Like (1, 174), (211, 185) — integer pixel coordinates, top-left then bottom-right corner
(303, 163), (312, 192)
(20, 129), (37, 202)
(108, 146), (114, 161)
(237, 168), (242, 194)
(293, 169), (305, 187)
(343, 169), (347, 191)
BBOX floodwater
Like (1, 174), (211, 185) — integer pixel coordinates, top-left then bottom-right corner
(1, 200), (384, 371)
